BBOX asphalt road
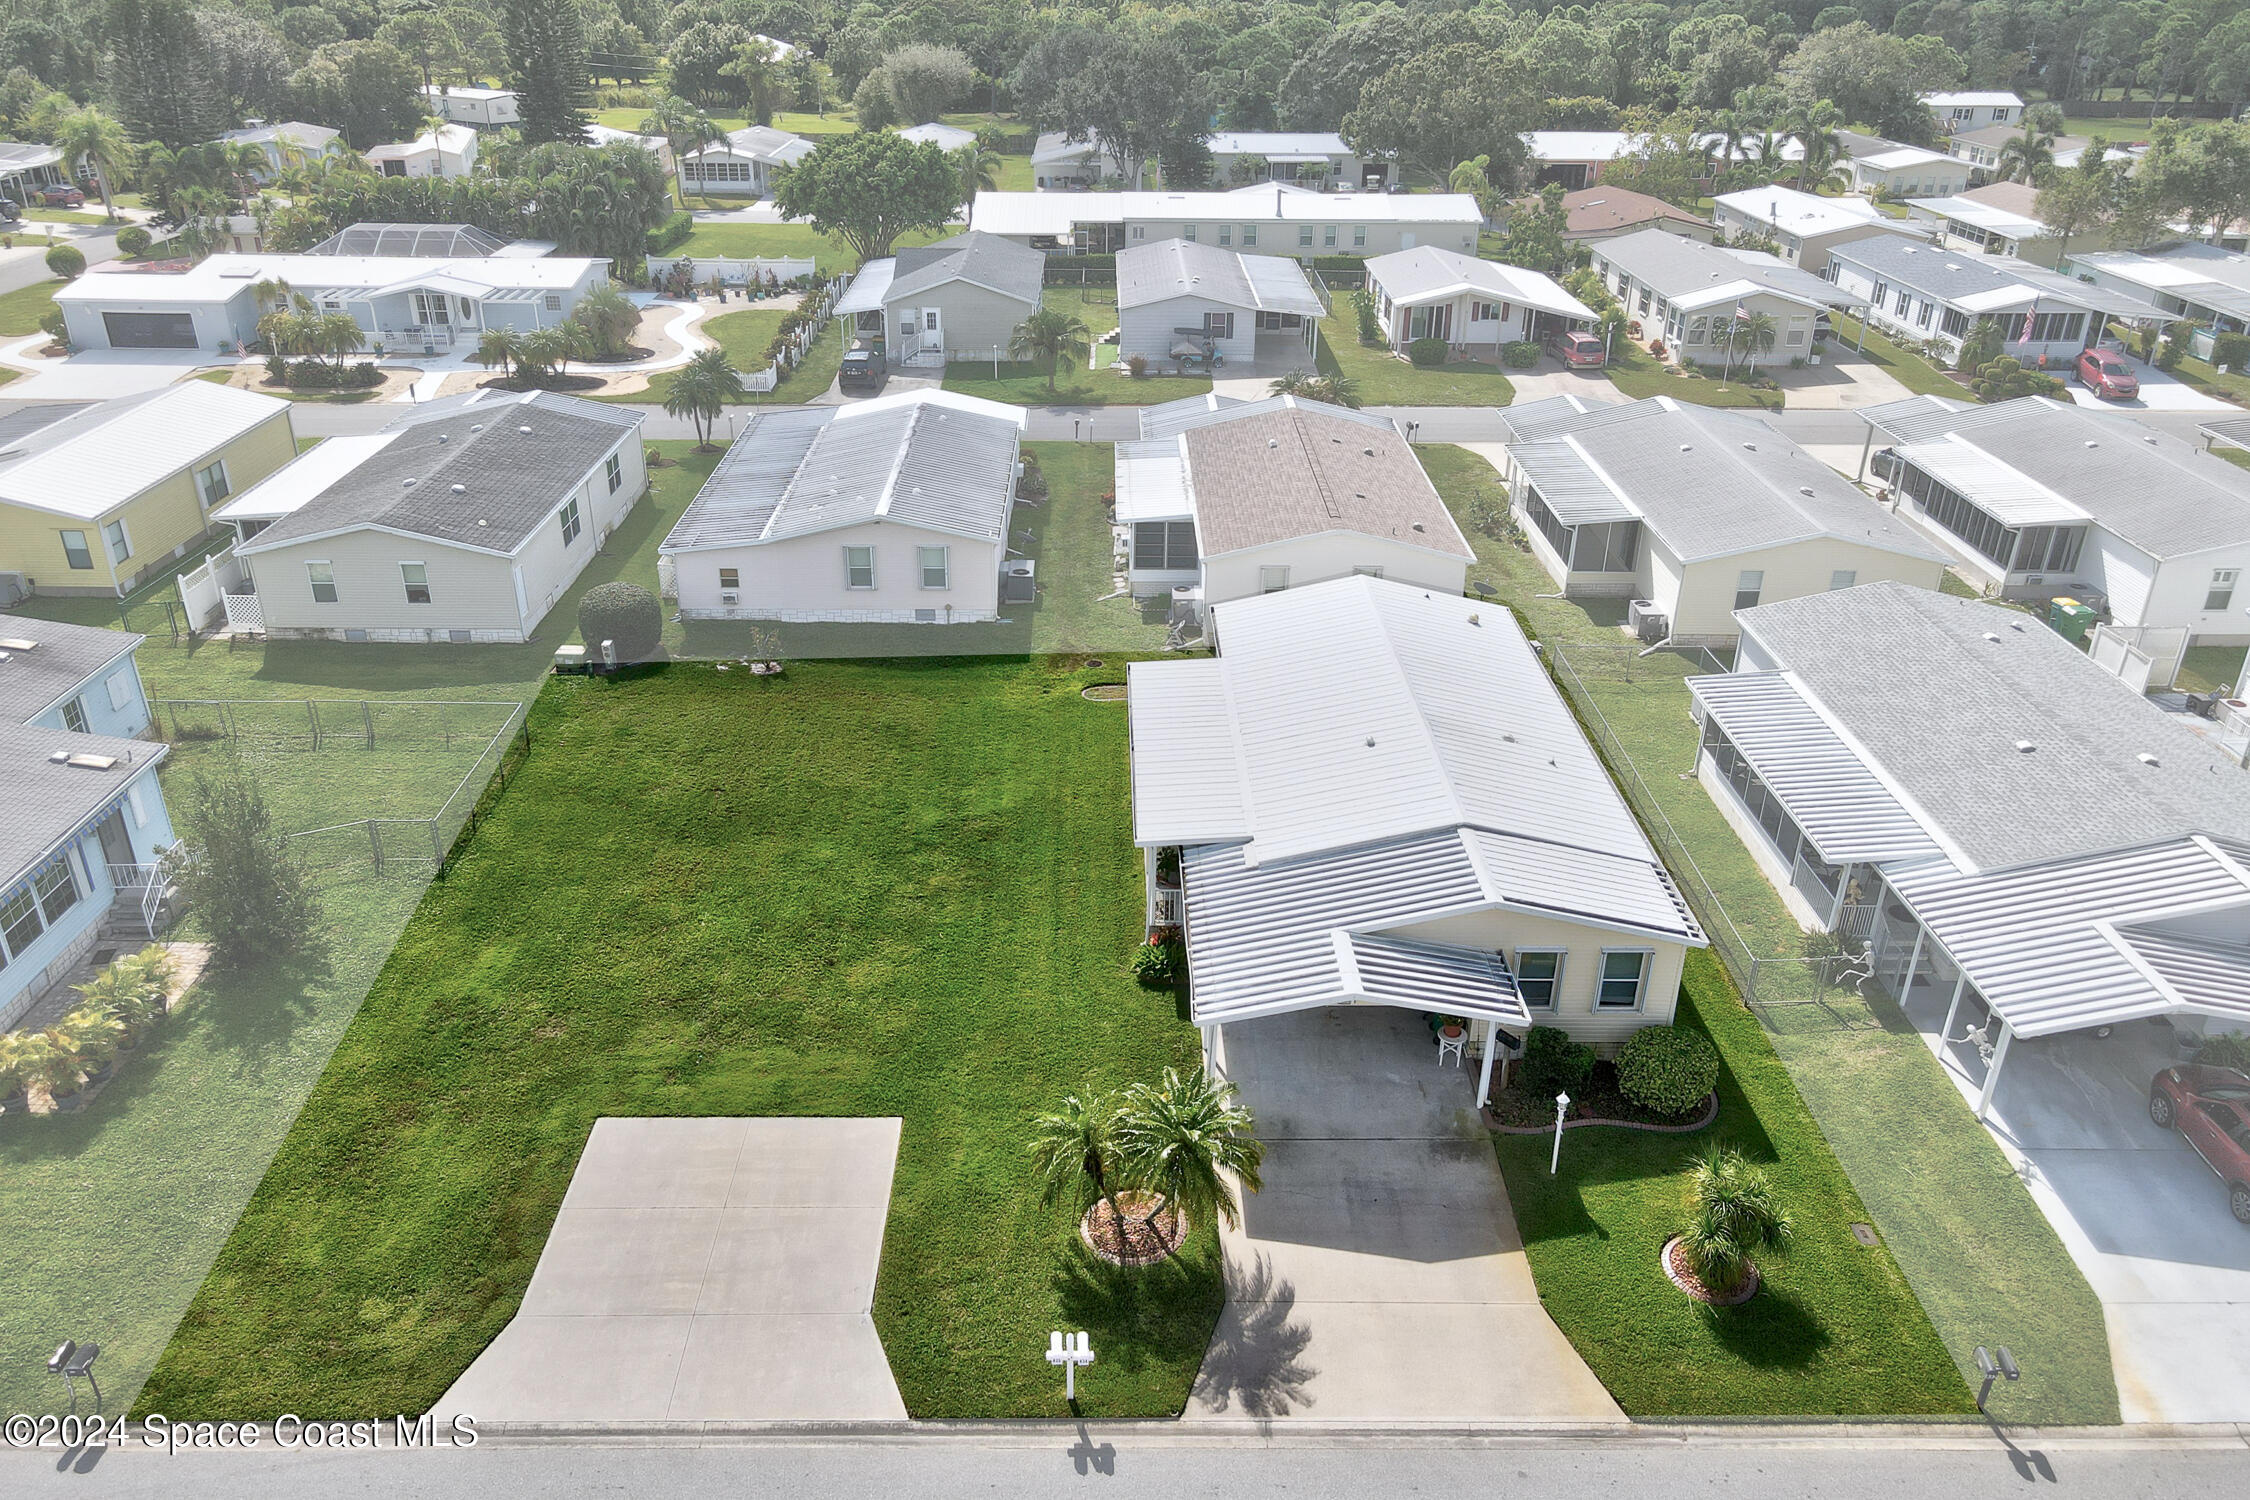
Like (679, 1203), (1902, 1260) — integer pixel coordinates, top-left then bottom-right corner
(6, 1425), (2250, 1499)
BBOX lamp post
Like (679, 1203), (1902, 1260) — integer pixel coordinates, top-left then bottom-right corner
(1550, 1091), (1571, 1175)
(1974, 1345), (2020, 1413)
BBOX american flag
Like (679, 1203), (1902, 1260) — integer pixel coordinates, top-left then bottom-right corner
(1734, 300), (1751, 321)
(2015, 296), (2038, 344)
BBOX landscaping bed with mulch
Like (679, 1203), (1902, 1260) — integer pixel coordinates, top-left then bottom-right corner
(1662, 1234), (1760, 1306)
(1485, 1059), (1713, 1132)
(1079, 1191), (1186, 1268)
(476, 372), (608, 394)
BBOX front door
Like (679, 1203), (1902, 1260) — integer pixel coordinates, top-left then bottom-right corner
(920, 307), (942, 353)
(95, 809), (134, 873)
(411, 291), (451, 327)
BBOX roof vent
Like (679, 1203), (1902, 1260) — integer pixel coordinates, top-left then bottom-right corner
(2137, 752), (2161, 767)
(1741, 441), (1757, 451)
(1363, 446), (1376, 456)
(1798, 486), (1815, 497)
(1268, 438), (1279, 448)
(2013, 739), (2036, 753)
(0, 636), (35, 651)
(476, 518), (489, 527)
(450, 483), (466, 494)
(519, 425), (534, 435)
(437, 433), (449, 443)
(1365, 736), (1376, 747)
(2084, 439), (2098, 448)
(470, 423), (484, 432)
(402, 478), (417, 488)
(1982, 631), (2002, 642)
(1410, 520), (1424, 531)
(1679, 443), (1692, 452)
(2145, 434), (2158, 444)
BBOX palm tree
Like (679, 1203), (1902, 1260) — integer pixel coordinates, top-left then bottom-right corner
(951, 141), (1002, 216)
(1008, 307), (1092, 393)
(640, 95), (718, 206)
(1708, 108), (1752, 175)
(1267, 369), (1361, 408)
(1720, 307), (1778, 376)
(572, 282), (642, 359)
(314, 312), (366, 371)
(50, 105), (130, 223)
(664, 347), (742, 449)
(1448, 154), (1501, 219)
(1787, 100), (1844, 194)
(1676, 1146), (1791, 1298)
(166, 183), (228, 258)
(1114, 1065), (1264, 1252)
(476, 326), (523, 381)
(1996, 119), (2058, 185)
(1027, 1090), (1135, 1245)
(523, 320), (594, 382)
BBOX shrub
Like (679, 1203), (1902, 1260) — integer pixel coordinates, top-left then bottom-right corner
(1352, 287), (1383, 346)
(1501, 340), (1541, 368)
(1969, 357), (2064, 403)
(1461, 488), (1510, 539)
(173, 763), (322, 972)
(1518, 1024), (1594, 1097)
(1407, 336), (1448, 367)
(2196, 1032), (2250, 1072)
(1616, 1025), (1720, 1117)
(1126, 353), (1148, 378)
(644, 211), (693, 256)
(45, 243), (84, 277)
(2210, 333), (2250, 372)
(115, 225), (152, 257)
(1017, 455), (1049, 500)
(40, 307), (67, 345)
(1131, 927), (1186, 988)
(264, 352), (288, 384)
(2157, 319), (2193, 372)
(577, 580), (663, 662)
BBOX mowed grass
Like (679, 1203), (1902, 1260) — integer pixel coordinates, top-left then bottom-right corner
(1315, 321), (1517, 406)
(1496, 954), (1972, 1417)
(678, 220), (952, 273)
(1825, 313), (1976, 401)
(1606, 338), (1783, 410)
(137, 659), (1220, 1420)
(1023, 440), (1169, 655)
(628, 304), (842, 406)
(0, 277), (60, 336)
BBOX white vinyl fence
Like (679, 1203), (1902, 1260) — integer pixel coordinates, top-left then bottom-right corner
(648, 255), (817, 286)
(2089, 621), (2188, 693)
(176, 543), (250, 634)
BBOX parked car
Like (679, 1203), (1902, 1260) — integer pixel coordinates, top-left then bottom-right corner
(2150, 1063), (2250, 1224)
(1547, 329), (1607, 369)
(2076, 347), (2139, 401)
(0, 197), (18, 226)
(34, 183), (84, 207)
(839, 341), (887, 393)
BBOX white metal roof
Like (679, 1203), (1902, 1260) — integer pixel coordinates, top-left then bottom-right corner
(833, 257), (895, 315)
(897, 122), (975, 152)
(213, 433), (393, 523)
(1890, 435), (2088, 525)
(1364, 245), (1595, 320)
(1112, 439), (1193, 524)
(1506, 438), (1637, 525)
(1207, 132), (1352, 158)
(1913, 195), (2049, 238)
(0, 382), (288, 521)
(1522, 131), (1645, 162)
(1923, 91), (2024, 108)
(1717, 185), (1893, 239)
(1862, 147), (1956, 171)
(970, 189), (1483, 237)
(1127, 659), (1246, 845)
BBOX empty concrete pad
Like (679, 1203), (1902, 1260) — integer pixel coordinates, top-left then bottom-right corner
(435, 1117), (908, 1424)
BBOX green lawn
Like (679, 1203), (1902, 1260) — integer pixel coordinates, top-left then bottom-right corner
(1023, 440), (1170, 655)
(2179, 644), (2247, 693)
(1314, 321), (1517, 406)
(942, 289), (1209, 406)
(676, 220), (951, 274)
(1497, 953), (1972, 1416)
(1424, 444), (2119, 1424)
(627, 305), (844, 406)
(2156, 349), (2250, 409)
(20, 208), (108, 225)
(1825, 313), (1975, 401)
(193, 368), (383, 403)
(137, 658), (1219, 1420)
(1606, 339), (1783, 410)
(0, 277), (60, 336)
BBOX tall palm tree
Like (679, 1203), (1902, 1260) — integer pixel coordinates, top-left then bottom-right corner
(166, 183), (228, 258)
(1708, 108), (1752, 175)
(1720, 307), (1778, 376)
(1677, 1146), (1791, 1297)
(1008, 307), (1091, 393)
(1027, 1090), (1134, 1242)
(1996, 119), (2057, 185)
(664, 346), (742, 449)
(951, 142), (1001, 216)
(1114, 1066), (1264, 1251)
(1787, 100), (1844, 194)
(1448, 154), (1501, 219)
(49, 105), (130, 223)
(640, 95), (718, 206)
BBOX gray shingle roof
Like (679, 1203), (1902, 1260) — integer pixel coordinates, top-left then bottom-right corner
(1827, 235), (2159, 316)
(0, 401), (93, 451)
(240, 391), (643, 555)
(0, 618), (143, 723)
(1593, 228), (1853, 308)
(886, 231), (1045, 307)
(1180, 405), (1472, 560)
(1737, 581), (2250, 871)
(1118, 238), (1321, 314)
(0, 718), (166, 881)
(1870, 396), (2250, 558)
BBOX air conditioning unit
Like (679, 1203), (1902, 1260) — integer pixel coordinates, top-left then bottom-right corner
(1628, 598), (1668, 644)
(719, 590), (739, 605)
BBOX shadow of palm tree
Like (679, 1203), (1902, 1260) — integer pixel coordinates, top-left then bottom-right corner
(1051, 1233), (1225, 1380)
(1701, 1279), (1832, 1370)
(1189, 1251), (1317, 1418)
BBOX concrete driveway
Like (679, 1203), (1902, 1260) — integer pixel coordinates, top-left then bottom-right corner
(1188, 1007), (1623, 1424)
(1902, 985), (2250, 1423)
(2063, 361), (2233, 412)
(0, 345), (220, 400)
(435, 1117), (908, 1424)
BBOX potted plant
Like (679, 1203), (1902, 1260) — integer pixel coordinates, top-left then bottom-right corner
(12, 1029), (86, 1104)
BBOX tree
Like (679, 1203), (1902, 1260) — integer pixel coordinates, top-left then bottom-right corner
(771, 131), (958, 265)
(664, 21), (752, 109)
(640, 94), (719, 204)
(200, 9), (293, 124)
(1787, 99), (1845, 194)
(572, 281), (640, 357)
(664, 346), (741, 448)
(1492, 183), (1572, 277)
(1448, 155), (1502, 219)
(1027, 1090), (1134, 1248)
(881, 43), (975, 124)
(1047, 31), (1213, 191)
(47, 106), (129, 224)
(1720, 308), (1778, 376)
(1677, 1146), (1791, 1298)
(379, 11), (466, 96)
(105, 0), (225, 147)
(288, 40), (425, 150)
(1268, 369), (1361, 408)
(476, 325), (524, 380)
(850, 69), (898, 132)
(1114, 1066), (1265, 1252)
(1344, 44), (1533, 185)
(2137, 120), (2250, 244)
(1781, 21), (1963, 144)
(721, 34), (782, 126)
(44, 243), (83, 278)
(172, 761), (322, 972)
(950, 141), (1000, 215)
(504, 0), (592, 145)
(1008, 306), (1091, 393)
(2034, 147), (2120, 265)
(1995, 118), (2058, 185)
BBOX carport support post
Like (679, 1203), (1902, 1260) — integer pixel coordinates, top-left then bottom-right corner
(1900, 927), (1925, 1000)
(1475, 1019), (1497, 1107)
(1941, 973), (1968, 1050)
(1975, 1021), (2014, 1120)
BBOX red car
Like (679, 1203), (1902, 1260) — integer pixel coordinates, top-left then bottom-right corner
(2076, 347), (2140, 400)
(1549, 329), (1607, 369)
(2150, 1063), (2250, 1224)
(35, 183), (84, 207)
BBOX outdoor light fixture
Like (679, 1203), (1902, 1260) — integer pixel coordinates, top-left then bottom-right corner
(1974, 1345), (2020, 1412)
(1046, 1330), (1095, 1402)
(46, 1339), (101, 1413)
(1550, 1091), (1571, 1175)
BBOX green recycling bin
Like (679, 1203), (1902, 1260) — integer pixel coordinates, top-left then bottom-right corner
(2049, 596), (2097, 644)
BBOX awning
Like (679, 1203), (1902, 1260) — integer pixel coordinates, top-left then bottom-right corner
(834, 259), (895, 315)
(1891, 437), (2087, 526)
(1112, 439), (1193, 523)
(1507, 439), (1637, 525)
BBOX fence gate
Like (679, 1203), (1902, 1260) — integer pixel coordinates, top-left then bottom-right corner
(220, 588), (264, 635)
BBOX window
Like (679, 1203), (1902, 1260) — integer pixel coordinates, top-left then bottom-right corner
(400, 561), (431, 604)
(1729, 570), (1764, 612)
(103, 518), (130, 565)
(1470, 300), (1498, 322)
(1242, 225), (1257, 247)
(1569, 518), (1639, 573)
(1, 878), (46, 956)
(59, 530), (92, 570)
(1596, 949), (1651, 1009)
(1515, 950), (1564, 1010)
(1218, 225), (1231, 246)
(1829, 570), (1858, 591)
(543, 293), (561, 311)
(2209, 568), (2240, 613)
(1324, 225), (1336, 248)
(1259, 565), (1290, 593)
(718, 567), (739, 590)
(1298, 225), (1314, 248)
(2010, 524), (2084, 574)
(1893, 287), (1912, 317)
(1353, 225), (1366, 249)
(1131, 521), (1198, 571)
(1183, 223), (1196, 242)
(843, 545), (875, 589)
(1203, 311), (1235, 341)
(307, 561), (337, 603)
(1352, 565), (1384, 578)
(1686, 314), (1709, 345)
(606, 453), (623, 493)
(1915, 299), (1934, 329)
(105, 671), (130, 712)
(1130, 225), (1145, 240)
(559, 498), (582, 545)
(194, 458), (231, 509)
(61, 696), (87, 733)
(1939, 308), (1970, 338)
(918, 545), (949, 590)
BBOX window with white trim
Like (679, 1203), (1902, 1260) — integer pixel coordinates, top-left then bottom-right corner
(1242, 225), (1257, 246)
(1218, 225), (1231, 246)
(918, 545), (949, 589)
(1324, 225), (1336, 248)
(104, 518), (131, 565)
(195, 458), (231, 509)
(105, 671), (131, 712)
(61, 696), (87, 733)
(1829, 569), (1857, 591)
(127, 783), (148, 829)
(1595, 949), (1651, 1009)
(307, 561), (337, 603)
(843, 545), (875, 589)
(1352, 225), (1366, 248)
(1515, 950), (1564, 1009)
(718, 567), (739, 590)
(1259, 565), (1289, 593)
(2208, 568), (2239, 613)
(560, 498), (582, 545)
(59, 529), (92, 570)
(606, 453), (623, 492)
(1298, 225), (1313, 247)
(1734, 570), (1764, 611)
(400, 561), (432, 604)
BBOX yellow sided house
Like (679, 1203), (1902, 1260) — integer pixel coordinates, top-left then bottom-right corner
(0, 383), (296, 599)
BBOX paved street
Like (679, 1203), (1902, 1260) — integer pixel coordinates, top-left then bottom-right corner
(6, 1427), (2249, 1499)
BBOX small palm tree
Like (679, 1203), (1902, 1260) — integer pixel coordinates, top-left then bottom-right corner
(1720, 308), (1778, 375)
(951, 142), (1002, 215)
(1677, 1146), (1791, 1297)
(665, 346), (743, 449)
(1114, 1065), (1264, 1253)
(1027, 1090), (1135, 1244)
(572, 283), (643, 359)
(523, 319), (594, 381)
(1268, 369), (1361, 408)
(477, 326), (523, 380)
(1997, 118), (2058, 185)
(1448, 154), (1500, 218)
(1008, 307), (1092, 393)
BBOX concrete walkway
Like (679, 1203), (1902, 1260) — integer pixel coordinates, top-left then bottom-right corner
(1188, 1008), (1623, 1424)
(435, 1117), (908, 1424)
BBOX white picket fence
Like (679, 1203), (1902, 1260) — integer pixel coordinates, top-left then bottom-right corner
(649, 254), (818, 286)
(738, 275), (847, 393)
(177, 543), (249, 633)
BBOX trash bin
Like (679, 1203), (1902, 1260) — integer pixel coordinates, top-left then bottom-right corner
(2048, 596), (2097, 644)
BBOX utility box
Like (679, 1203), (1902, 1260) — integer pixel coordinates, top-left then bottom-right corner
(2049, 596), (2097, 644)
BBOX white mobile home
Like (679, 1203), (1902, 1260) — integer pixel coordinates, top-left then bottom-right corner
(971, 189), (1484, 259)
(681, 125), (815, 196)
(1492, 394), (1951, 645)
(1711, 185), (1919, 275)
(222, 391), (646, 643)
(1204, 132), (1381, 190)
(424, 86), (520, 128)
(212, 121), (344, 179)
(365, 123), (478, 179)
(661, 391), (1025, 626)
(1363, 244), (1593, 356)
(1590, 229), (1861, 365)
(833, 231), (1045, 368)
(1114, 238), (1324, 368)
(1826, 237), (2158, 364)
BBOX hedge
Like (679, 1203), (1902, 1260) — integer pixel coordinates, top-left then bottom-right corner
(2213, 332), (2250, 372)
(1501, 340), (1541, 368)
(1407, 336), (1448, 367)
(1615, 1024), (1720, 1116)
(644, 210), (694, 256)
(577, 581), (663, 661)
(1520, 1024), (1594, 1096)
